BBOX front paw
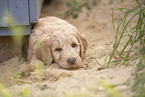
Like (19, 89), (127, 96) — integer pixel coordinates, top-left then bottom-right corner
(29, 60), (45, 71)
(29, 60), (45, 81)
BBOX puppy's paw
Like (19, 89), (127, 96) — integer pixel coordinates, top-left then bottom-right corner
(29, 60), (45, 71)
(29, 60), (45, 81)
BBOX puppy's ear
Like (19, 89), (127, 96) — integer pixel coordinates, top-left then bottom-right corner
(76, 33), (88, 58)
(36, 37), (53, 65)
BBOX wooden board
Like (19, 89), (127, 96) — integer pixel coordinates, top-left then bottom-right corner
(8, 0), (30, 25)
(0, 0), (9, 27)
(29, 0), (44, 23)
(0, 25), (31, 36)
(0, 0), (44, 36)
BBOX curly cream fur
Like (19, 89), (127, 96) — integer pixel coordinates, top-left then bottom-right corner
(28, 16), (87, 69)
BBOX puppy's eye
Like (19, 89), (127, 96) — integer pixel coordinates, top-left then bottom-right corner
(55, 48), (62, 51)
(72, 43), (76, 48)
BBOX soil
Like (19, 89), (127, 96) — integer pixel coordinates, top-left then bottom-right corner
(0, 0), (138, 97)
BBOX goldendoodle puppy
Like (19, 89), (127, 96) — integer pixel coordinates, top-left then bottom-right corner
(28, 16), (87, 69)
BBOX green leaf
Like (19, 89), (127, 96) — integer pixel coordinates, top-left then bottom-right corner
(137, 61), (145, 71)
(120, 0), (123, 3)
(0, 83), (12, 97)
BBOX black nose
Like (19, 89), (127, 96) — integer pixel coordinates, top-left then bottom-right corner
(67, 58), (76, 65)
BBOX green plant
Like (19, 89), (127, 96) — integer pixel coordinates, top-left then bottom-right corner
(64, 0), (99, 18)
(107, 0), (145, 67)
(108, 0), (145, 97)
(3, 12), (26, 56)
(132, 41), (145, 97)
(0, 83), (12, 97)
(21, 86), (30, 97)
(100, 79), (122, 97)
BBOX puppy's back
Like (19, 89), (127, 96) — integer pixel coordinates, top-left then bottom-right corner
(33, 16), (71, 34)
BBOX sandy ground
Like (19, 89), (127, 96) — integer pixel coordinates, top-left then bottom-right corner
(0, 0), (138, 97)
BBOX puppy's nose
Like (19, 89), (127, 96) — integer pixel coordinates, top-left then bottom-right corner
(67, 58), (76, 65)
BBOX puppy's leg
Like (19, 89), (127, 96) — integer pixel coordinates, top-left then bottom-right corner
(29, 59), (45, 81)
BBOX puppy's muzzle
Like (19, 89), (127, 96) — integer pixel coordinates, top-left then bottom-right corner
(67, 58), (76, 65)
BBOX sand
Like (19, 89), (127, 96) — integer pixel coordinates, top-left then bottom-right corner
(0, 0), (138, 97)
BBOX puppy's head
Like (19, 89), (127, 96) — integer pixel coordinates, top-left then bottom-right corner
(50, 28), (87, 69)
(36, 28), (87, 69)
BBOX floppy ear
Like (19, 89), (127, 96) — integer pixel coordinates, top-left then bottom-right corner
(35, 37), (53, 66)
(76, 33), (88, 58)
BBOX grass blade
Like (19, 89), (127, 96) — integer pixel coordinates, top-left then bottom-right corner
(107, 11), (139, 67)
(119, 35), (132, 57)
(136, 0), (145, 17)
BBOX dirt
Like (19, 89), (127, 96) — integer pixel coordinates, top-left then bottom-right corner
(0, 0), (138, 97)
